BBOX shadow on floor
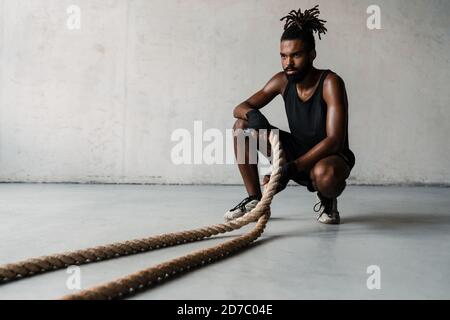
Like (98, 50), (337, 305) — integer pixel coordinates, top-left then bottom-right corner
(255, 212), (450, 240)
(343, 212), (450, 227)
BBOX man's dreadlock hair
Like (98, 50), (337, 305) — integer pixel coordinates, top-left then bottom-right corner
(280, 5), (327, 51)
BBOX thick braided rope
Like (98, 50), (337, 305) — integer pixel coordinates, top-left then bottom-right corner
(0, 130), (284, 299)
(63, 213), (271, 299)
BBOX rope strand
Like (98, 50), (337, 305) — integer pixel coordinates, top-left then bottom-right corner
(0, 130), (284, 300)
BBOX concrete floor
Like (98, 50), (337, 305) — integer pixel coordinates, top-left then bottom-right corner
(0, 183), (449, 300)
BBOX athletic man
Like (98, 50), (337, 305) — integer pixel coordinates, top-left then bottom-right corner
(225, 6), (355, 224)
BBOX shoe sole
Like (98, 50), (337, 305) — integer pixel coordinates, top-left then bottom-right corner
(318, 218), (340, 225)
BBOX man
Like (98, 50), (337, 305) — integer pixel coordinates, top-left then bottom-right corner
(224, 6), (355, 224)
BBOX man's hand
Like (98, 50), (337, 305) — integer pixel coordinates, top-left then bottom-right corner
(276, 161), (298, 193)
(246, 109), (271, 130)
(262, 161), (300, 194)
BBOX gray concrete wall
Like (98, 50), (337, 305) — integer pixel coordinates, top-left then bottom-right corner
(0, 0), (449, 185)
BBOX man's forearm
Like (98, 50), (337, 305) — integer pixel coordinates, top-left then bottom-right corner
(293, 137), (341, 172)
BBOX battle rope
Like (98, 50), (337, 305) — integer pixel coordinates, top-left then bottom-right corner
(0, 130), (284, 300)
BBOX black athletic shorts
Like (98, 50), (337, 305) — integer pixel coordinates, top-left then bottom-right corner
(275, 129), (356, 193)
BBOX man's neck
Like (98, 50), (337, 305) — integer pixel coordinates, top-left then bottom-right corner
(296, 67), (318, 89)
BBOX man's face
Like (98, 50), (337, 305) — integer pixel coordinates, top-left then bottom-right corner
(280, 39), (314, 83)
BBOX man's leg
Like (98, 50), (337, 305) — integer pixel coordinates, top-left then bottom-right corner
(224, 119), (271, 221)
(309, 154), (351, 198)
(232, 119), (269, 198)
(308, 154), (351, 224)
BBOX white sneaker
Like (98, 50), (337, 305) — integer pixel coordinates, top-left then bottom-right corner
(313, 192), (340, 225)
(224, 196), (260, 222)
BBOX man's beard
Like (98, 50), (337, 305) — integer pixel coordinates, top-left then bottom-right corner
(285, 64), (312, 83)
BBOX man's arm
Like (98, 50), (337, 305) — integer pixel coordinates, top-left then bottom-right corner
(233, 72), (285, 120)
(293, 73), (348, 171)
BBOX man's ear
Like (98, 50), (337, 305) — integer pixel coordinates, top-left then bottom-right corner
(309, 49), (317, 61)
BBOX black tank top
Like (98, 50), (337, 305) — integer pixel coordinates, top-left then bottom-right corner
(282, 69), (350, 152)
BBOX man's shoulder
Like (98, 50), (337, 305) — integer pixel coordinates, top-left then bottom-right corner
(268, 71), (288, 94)
(321, 70), (348, 104)
(323, 69), (345, 87)
(269, 71), (287, 83)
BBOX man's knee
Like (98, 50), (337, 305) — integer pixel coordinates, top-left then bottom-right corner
(233, 119), (248, 131)
(312, 163), (335, 182)
(311, 164), (343, 197)
(232, 118), (271, 161)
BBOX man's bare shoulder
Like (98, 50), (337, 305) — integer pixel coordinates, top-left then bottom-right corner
(322, 70), (348, 107)
(266, 71), (288, 95)
(323, 70), (345, 89)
